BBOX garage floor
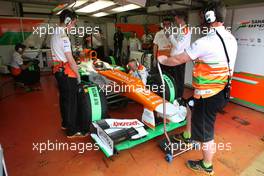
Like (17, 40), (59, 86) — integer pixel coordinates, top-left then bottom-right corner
(1, 74), (264, 176)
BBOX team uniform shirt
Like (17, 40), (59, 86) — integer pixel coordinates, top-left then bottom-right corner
(51, 27), (72, 63)
(185, 26), (237, 99)
(153, 29), (172, 56)
(50, 27), (76, 78)
(129, 38), (141, 51)
(10, 51), (23, 68)
(10, 51), (24, 76)
(169, 25), (191, 56)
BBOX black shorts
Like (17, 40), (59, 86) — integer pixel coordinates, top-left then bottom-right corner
(191, 90), (228, 142)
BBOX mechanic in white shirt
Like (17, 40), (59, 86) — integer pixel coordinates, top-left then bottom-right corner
(51, 9), (87, 138)
(153, 18), (172, 71)
(128, 31), (141, 52)
(10, 44), (31, 74)
(168, 12), (191, 99)
(127, 31), (141, 64)
(158, 1), (237, 175)
(10, 43), (40, 86)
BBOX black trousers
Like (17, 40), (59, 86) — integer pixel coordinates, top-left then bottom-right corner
(191, 90), (228, 142)
(55, 72), (78, 135)
(160, 63), (185, 98)
(114, 44), (122, 59)
(95, 46), (105, 61)
(15, 67), (40, 85)
(171, 64), (186, 98)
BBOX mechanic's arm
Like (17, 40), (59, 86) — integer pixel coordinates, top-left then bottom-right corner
(63, 37), (80, 81)
(153, 44), (158, 59)
(158, 51), (192, 66)
(16, 55), (32, 70)
(159, 39), (204, 66)
(20, 62), (32, 70)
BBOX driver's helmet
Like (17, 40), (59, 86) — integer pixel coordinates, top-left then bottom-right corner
(94, 61), (104, 69)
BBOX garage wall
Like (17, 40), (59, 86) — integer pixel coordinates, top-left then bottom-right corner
(126, 15), (160, 24)
(0, 1), (16, 16)
(0, 16), (108, 64)
(106, 23), (115, 52)
(232, 6), (264, 75)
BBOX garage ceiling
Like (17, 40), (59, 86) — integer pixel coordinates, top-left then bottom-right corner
(1, 0), (264, 16)
(2, 0), (264, 6)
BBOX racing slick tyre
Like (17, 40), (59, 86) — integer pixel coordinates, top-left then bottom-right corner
(82, 84), (108, 122)
(147, 72), (177, 103)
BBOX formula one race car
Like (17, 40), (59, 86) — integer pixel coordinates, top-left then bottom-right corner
(78, 59), (187, 157)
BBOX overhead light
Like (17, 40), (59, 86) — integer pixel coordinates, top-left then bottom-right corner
(76, 1), (115, 13)
(111, 4), (141, 12)
(68, 0), (89, 8)
(92, 12), (109, 17)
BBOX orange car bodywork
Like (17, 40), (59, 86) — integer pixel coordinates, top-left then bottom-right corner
(98, 69), (163, 111)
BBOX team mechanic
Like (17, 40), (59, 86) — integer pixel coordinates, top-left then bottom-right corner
(51, 9), (87, 138)
(158, 1), (237, 175)
(169, 11), (191, 100)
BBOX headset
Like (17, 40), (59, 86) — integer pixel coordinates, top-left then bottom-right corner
(64, 16), (72, 26)
(61, 9), (77, 26)
(15, 43), (26, 53)
(18, 47), (23, 52)
(204, 9), (216, 24)
(64, 0), (77, 26)
(204, 1), (219, 24)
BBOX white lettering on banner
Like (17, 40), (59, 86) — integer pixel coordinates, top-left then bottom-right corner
(105, 119), (144, 129)
(113, 121), (139, 127)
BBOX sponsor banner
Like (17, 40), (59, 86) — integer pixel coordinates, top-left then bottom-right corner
(104, 119), (144, 129)
(0, 18), (44, 45)
(232, 6), (264, 75)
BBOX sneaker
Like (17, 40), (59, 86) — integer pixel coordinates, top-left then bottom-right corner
(25, 87), (33, 92)
(67, 132), (82, 139)
(173, 133), (192, 144)
(186, 160), (214, 176)
(67, 132), (90, 139)
(61, 126), (67, 130)
(81, 132), (90, 137)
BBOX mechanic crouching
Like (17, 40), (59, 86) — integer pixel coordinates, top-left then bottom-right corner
(10, 43), (40, 90)
(51, 9), (88, 138)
